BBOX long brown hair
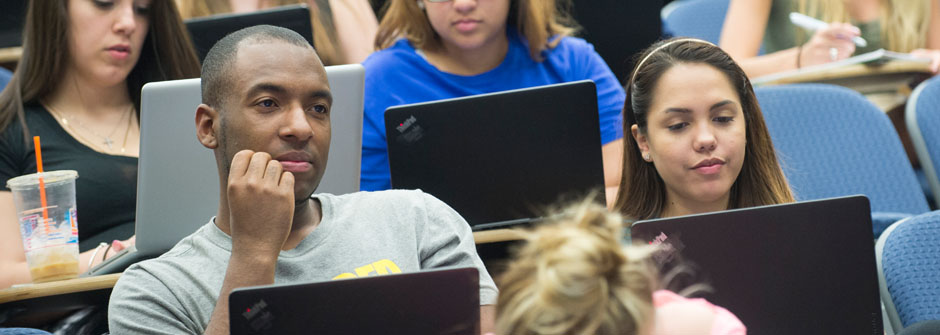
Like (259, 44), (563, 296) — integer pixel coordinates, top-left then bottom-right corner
(374, 0), (578, 62)
(614, 38), (794, 220)
(0, 0), (201, 138)
(176, 0), (344, 65)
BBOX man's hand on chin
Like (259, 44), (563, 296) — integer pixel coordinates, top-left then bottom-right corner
(227, 150), (295, 259)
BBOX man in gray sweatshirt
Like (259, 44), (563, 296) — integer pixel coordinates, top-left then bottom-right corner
(108, 25), (497, 335)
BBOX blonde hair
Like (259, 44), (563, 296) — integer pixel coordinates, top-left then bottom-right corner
(175, 0), (345, 65)
(496, 199), (658, 335)
(374, 0), (578, 62)
(798, 0), (930, 52)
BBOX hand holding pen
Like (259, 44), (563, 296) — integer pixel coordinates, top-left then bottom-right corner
(789, 12), (862, 67)
(790, 12), (940, 73)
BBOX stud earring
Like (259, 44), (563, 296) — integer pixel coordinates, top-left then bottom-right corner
(416, 1), (425, 9)
(643, 153), (650, 161)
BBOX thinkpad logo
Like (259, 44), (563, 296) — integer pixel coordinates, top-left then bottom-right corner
(242, 299), (267, 320)
(396, 115), (417, 133)
(649, 232), (684, 265)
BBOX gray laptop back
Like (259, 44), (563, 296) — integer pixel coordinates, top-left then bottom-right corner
(136, 64), (364, 255)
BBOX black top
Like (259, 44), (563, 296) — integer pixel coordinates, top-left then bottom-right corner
(1, 103), (137, 251)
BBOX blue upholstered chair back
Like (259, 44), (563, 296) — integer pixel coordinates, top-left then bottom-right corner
(755, 84), (929, 236)
(876, 211), (940, 332)
(662, 0), (767, 54)
(0, 67), (12, 91)
(907, 77), (940, 206)
(661, 0), (730, 44)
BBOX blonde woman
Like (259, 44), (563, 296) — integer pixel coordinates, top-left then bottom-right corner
(175, 0), (378, 64)
(495, 200), (745, 335)
(720, 0), (940, 77)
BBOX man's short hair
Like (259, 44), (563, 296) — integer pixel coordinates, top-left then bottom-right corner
(201, 24), (316, 108)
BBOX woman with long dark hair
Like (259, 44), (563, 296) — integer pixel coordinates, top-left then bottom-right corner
(0, 0), (200, 288)
(615, 38), (794, 220)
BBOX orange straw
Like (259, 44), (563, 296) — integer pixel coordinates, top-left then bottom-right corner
(33, 136), (50, 232)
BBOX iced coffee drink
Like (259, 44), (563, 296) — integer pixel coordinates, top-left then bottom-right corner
(7, 170), (81, 283)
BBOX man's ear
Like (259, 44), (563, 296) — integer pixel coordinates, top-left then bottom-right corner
(196, 104), (219, 149)
(631, 124), (651, 161)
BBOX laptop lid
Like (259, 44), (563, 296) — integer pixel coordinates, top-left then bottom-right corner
(630, 195), (882, 334)
(135, 64), (364, 256)
(229, 267), (480, 335)
(384, 80), (606, 228)
(184, 4), (314, 62)
(0, 0), (26, 48)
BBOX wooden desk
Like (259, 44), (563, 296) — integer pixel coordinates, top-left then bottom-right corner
(754, 60), (932, 97)
(0, 233), (522, 325)
(0, 273), (120, 327)
(473, 229), (526, 280)
(0, 46), (21, 65)
(473, 228), (525, 244)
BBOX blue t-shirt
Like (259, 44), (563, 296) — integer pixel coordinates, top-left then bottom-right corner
(360, 29), (626, 191)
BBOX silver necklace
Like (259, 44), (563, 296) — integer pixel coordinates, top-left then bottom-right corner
(46, 104), (135, 153)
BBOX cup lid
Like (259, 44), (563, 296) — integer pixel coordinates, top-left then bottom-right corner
(6, 170), (79, 190)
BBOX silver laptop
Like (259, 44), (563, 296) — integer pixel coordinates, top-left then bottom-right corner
(86, 64), (364, 275)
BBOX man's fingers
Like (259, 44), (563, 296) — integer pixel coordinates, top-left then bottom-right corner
(245, 152), (273, 181)
(280, 172), (295, 204)
(228, 150), (255, 181)
(264, 159), (284, 183)
(280, 171), (295, 189)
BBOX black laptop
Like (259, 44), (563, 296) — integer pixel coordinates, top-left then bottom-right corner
(384, 80), (606, 231)
(229, 267), (480, 335)
(184, 4), (314, 61)
(0, 0), (26, 48)
(631, 195), (882, 335)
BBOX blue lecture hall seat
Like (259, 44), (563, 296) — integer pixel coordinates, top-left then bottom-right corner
(661, 0), (765, 54)
(0, 67), (12, 90)
(661, 0), (729, 44)
(755, 84), (930, 237)
(876, 210), (940, 334)
(907, 76), (940, 207)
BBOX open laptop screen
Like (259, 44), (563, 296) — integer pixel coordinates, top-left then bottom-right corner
(184, 5), (314, 61)
(0, 0), (26, 48)
(631, 195), (882, 334)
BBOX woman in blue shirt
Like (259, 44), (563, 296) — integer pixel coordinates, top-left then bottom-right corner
(361, 0), (626, 191)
